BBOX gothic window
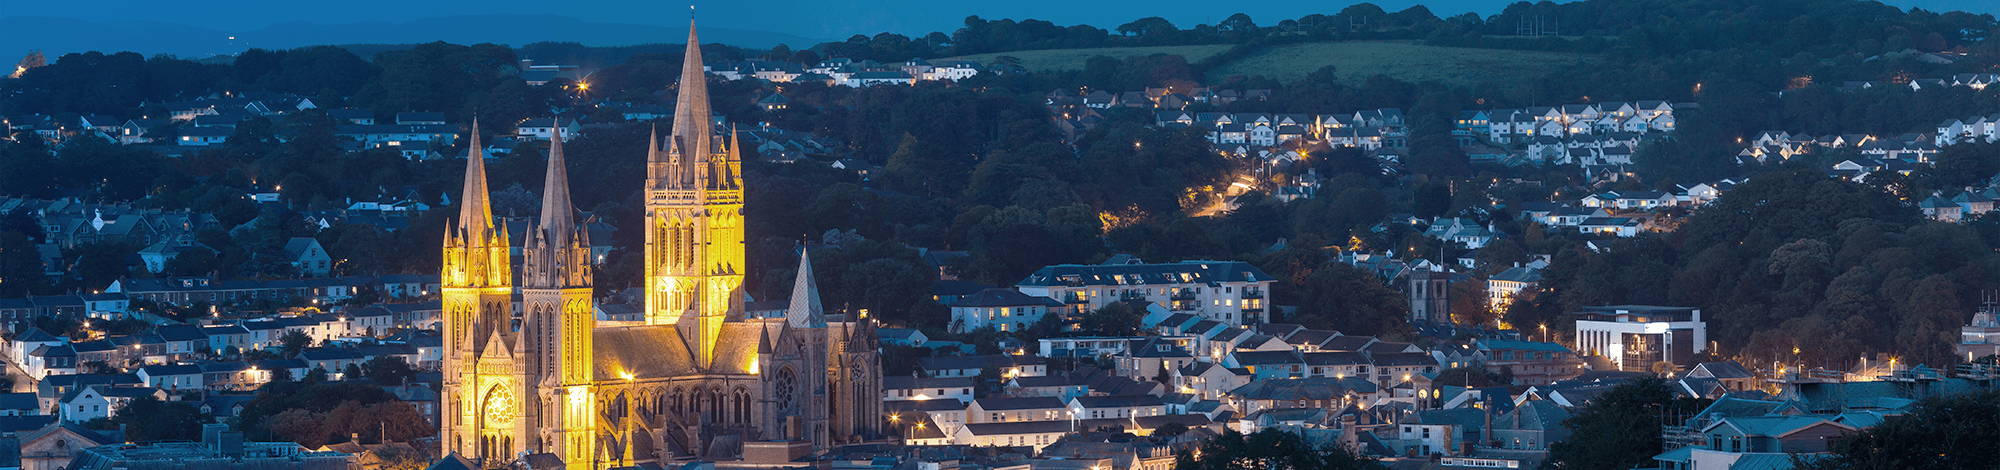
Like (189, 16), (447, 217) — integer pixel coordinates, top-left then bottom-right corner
(670, 387), (684, 418)
(774, 368), (798, 413)
(732, 387), (750, 424)
(707, 387), (723, 423)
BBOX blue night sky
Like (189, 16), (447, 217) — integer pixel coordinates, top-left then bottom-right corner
(6, 0), (1995, 41)
(1, 0), (1995, 58)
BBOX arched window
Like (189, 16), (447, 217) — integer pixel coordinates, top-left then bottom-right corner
(732, 387), (750, 423)
(670, 387), (684, 419)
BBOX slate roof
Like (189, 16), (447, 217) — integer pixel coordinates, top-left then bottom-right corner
(883, 399), (969, 413)
(0, 393), (36, 410)
(0, 415), (56, 433)
(1370, 352), (1438, 367)
(959, 421), (1071, 436)
(156, 324), (206, 341)
(1321, 335), (1374, 351)
(1301, 351), (1369, 366)
(973, 396), (1067, 411)
(1229, 377), (1378, 400)
(1283, 329), (1338, 347)
(591, 324), (745, 379)
(882, 376), (977, 390)
(1490, 267), (1543, 283)
(139, 364), (204, 376)
(1694, 361), (1755, 379)
(1492, 400), (1568, 431)
(1070, 395), (1165, 408)
(949, 288), (1061, 308)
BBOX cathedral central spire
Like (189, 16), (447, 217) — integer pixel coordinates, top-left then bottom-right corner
(539, 127), (575, 246)
(666, 20), (712, 188)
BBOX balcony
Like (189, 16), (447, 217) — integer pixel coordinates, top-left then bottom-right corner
(1064, 294), (1090, 304)
(1170, 291), (1197, 301)
(1241, 289), (1264, 299)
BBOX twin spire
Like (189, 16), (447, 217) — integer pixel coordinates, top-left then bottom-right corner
(458, 121), (495, 242)
(455, 120), (581, 288)
(539, 126), (575, 246)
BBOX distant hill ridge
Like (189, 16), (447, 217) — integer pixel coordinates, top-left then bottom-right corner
(0, 14), (826, 59)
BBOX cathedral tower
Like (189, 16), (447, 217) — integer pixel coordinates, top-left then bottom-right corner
(644, 21), (746, 371)
(521, 128), (596, 470)
(441, 123), (524, 462)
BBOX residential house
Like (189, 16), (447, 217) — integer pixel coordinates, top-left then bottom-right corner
(1477, 340), (1583, 385)
(1487, 266), (1543, 312)
(515, 117), (581, 141)
(57, 385), (165, 422)
(1067, 395), (1166, 420)
(1224, 377), (1380, 418)
(948, 288), (1062, 334)
(1175, 362), (1251, 401)
(1483, 400), (1570, 462)
(1389, 408), (1486, 457)
(883, 376), (976, 403)
(967, 397), (1068, 423)
(1685, 361), (1758, 394)
(136, 364), (204, 391)
(951, 421), (1071, 451)
(1922, 194), (1964, 222)
(282, 238), (332, 276)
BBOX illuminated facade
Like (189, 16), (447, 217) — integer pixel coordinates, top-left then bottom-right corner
(441, 22), (880, 469)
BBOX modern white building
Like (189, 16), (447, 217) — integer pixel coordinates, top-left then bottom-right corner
(1572, 305), (1707, 372)
(1015, 258), (1275, 325)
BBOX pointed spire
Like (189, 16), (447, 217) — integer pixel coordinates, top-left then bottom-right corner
(538, 126), (575, 247)
(458, 121), (494, 241)
(646, 124), (662, 187)
(671, 20), (713, 187)
(785, 249), (826, 328)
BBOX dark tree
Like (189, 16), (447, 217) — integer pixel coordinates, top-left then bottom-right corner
(1547, 377), (1709, 470)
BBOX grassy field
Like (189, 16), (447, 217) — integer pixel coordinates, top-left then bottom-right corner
(945, 44), (1236, 72)
(1207, 41), (1594, 87)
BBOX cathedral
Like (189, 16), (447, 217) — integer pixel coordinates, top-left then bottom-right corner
(438, 22), (882, 469)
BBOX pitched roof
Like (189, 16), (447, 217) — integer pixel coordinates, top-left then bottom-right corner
(1228, 377), (1377, 400)
(1070, 395), (1165, 408)
(973, 396), (1066, 411)
(950, 288), (1058, 308)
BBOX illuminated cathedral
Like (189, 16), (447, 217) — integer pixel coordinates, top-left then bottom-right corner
(438, 22), (882, 469)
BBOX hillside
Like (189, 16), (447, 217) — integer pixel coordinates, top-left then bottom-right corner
(1208, 41), (1595, 87)
(946, 41), (1595, 88)
(944, 45), (1235, 73)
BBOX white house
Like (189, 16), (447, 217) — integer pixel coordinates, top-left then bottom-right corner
(951, 421), (1070, 451)
(1067, 395), (1166, 420)
(883, 376), (976, 404)
(136, 364), (205, 391)
(948, 288), (1061, 333)
(58, 385), (166, 422)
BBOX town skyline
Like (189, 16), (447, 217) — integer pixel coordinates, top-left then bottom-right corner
(4, 0), (2000, 469)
